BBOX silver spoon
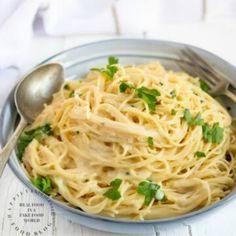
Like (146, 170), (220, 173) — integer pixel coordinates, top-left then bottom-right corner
(0, 63), (64, 176)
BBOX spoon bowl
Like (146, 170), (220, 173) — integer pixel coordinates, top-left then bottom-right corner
(0, 63), (64, 176)
(15, 63), (64, 122)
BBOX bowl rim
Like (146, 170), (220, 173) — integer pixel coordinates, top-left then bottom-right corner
(1, 38), (236, 224)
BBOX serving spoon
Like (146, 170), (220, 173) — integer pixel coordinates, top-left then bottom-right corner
(0, 63), (64, 177)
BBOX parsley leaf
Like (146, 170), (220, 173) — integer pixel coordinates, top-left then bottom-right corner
(212, 122), (224, 143)
(202, 122), (224, 144)
(91, 56), (119, 80)
(119, 82), (133, 93)
(69, 90), (75, 98)
(202, 123), (211, 142)
(136, 87), (161, 97)
(105, 65), (118, 78)
(40, 124), (52, 135)
(191, 112), (204, 126)
(17, 124), (52, 160)
(147, 137), (154, 146)
(135, 87), (161, 111)
(137, 181), (160, 205)
(183, 109), (192, 124)
(119, 82), (161, 112)
(170, 90), (176, 98)
(103, 179), (122, 201)
(200, 80), (209, 93)
(91, 66), (118, 79)
(64, 84), (70, 90)
(171, 109), (177, 115)
(108, 56), (118, 65)
(183, 109), (204, 126)
(194, 151), (206, 158)
(32, 176), (52, 193)
(183, 110), (223, 144)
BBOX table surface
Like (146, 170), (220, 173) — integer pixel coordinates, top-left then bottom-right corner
(1, 21), (236, 236)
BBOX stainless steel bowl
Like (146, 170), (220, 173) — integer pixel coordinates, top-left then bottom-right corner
(1, 39), (236, 234)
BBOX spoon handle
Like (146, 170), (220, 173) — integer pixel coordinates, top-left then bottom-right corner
(0, 118), (27, 177)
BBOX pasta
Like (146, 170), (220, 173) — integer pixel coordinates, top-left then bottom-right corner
(20, 58), (236, 220)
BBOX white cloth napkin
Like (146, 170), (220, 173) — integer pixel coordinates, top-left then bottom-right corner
(0, 0), (44, 69)
(40, 0), (115, 36)
(1, 0), (236, 71)
(116, 0), (203, 34)
(0, 0), (115, 69)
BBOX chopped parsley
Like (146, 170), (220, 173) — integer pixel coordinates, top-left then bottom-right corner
(183, 109), (192, 124)
(137, 181), (165, 205)
(91, 56), (119, 80)
(183, 108), (224, 144)
(202, 122), (224, 144)
(183, 109), (223, 144)
(108, 56), (118, 65)
(147, 136), (154, 146)
(170, 90), (176, 98)
(171, 109), (177, 115)
(69, 90), (75, 98)
(200, 80), (209, 93)
(17, 123), (52, 160)
(183, 109), (204, 126)
(32, 176), (52, 193)
(191, 112), (204, 126)
(119, 82), (133, 93)
(64, 84), (70, 90)
(135, 86), (161, 111)
(194, 151), (206, 158)
(119, 82), (161, 112)
(103, 179), (122, 200)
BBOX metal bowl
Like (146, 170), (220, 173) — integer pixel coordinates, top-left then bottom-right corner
(1, 39), (236, 234)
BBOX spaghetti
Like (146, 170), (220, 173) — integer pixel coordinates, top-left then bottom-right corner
(20, 59), (236, 220)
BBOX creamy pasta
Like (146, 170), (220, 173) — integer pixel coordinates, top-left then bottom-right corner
(19, 58), (236, 220)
